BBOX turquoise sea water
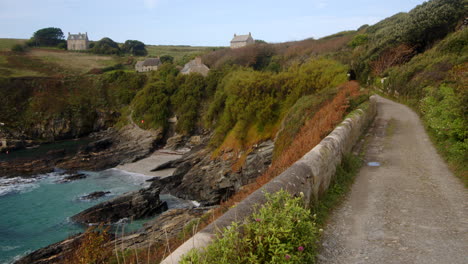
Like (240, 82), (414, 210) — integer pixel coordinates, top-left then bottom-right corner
(0, 168), (173, 264)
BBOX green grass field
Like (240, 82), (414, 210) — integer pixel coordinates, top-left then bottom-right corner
(0, 38), (218, 77)
(145, 45), (219, 64)
(0, 38), (27, 51)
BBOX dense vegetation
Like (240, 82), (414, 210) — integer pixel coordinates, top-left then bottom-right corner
(29, 27), (65, 47)
(181, 190), (319, 264)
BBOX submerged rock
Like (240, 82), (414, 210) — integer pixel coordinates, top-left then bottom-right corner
(56, 173), (87, 183)
(71, 186), (167, 224)
(79, 191), (111, 200)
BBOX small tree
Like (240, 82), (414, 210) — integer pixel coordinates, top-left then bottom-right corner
(160, 55), (174, 64)
(31, 27), (64, 46)
(91, 37), (121, 55)
(122, 40), (148, 56)
(11, 44), (26, 52)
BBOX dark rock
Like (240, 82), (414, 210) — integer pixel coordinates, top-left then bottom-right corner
(45, 149), (66, 157)
(80, 191), (111, 200)
(164, 140), (275, 206)
(71, 186), (168, 224)
(82, 138), (113, 153)
(14, 234), (83, 264)
(56, 173), (87, 183)
(150, 158), (182, 171)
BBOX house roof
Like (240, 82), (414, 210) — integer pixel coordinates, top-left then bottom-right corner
(231, 33), (252, 43)
(142, 58), (161, 66)
(68, 33), (88, 41)
(181, 58), (210, 76)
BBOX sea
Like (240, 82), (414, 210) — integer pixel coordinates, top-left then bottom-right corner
(0, 142), (188, 264)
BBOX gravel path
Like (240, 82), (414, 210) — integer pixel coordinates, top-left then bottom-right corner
(318, 95), (468, 264)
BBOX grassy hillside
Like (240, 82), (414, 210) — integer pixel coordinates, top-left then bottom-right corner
(0, 38), (26, 51)
(146, 45), (218, 64)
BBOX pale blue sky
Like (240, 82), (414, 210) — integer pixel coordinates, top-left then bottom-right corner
(1, 0), (426, 46)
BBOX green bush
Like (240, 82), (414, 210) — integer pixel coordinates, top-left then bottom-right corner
(207, 58), (347, 146)
(180, 190), (319, 264)
(348, 34), (368, 48)
(421, 84), (467, 161)
(11, 44), (26, 52)
(91, 37), (121, 55)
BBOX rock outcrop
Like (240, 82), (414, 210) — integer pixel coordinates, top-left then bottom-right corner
(14, 234), (84, 264)
(79, 191), (111, 200)
(154, 140), (274, 205)
(71, 185), (167, 224)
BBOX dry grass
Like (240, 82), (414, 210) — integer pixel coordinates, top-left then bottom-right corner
(29, 49), (119, 73)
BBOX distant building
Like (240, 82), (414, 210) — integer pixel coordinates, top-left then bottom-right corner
(135, 58), (162, 72)
(230, 32), (254, 49)
(180, 57), (210, 77)
(67, 32), (89, 51)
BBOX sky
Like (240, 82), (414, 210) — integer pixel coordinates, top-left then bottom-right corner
(0, 0), (427, 46)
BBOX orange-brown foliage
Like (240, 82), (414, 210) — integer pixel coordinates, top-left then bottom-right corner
(371, 44), (416, 75)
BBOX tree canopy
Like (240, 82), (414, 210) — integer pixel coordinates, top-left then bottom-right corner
(91, 37), (121, 55)
(31, 27), (64, 46)
(122, 40), (148, 56)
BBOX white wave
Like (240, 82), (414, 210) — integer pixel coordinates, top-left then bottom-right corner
(0, 172), (62, 197)
(105, 168), (153, 186)
(1, 245), (20, 252)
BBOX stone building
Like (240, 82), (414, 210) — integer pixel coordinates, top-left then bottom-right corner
(180, 57), (210, 77)
(230, 32), (254, 49)
(135, 58), (162, 72)
(67, 32), (89, 51)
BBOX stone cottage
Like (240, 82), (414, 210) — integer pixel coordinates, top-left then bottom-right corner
(230, 32), (254, 48)
(135, 58), (162, 72)
(67, 32), (89, 51)
(180, 57), (210, 76)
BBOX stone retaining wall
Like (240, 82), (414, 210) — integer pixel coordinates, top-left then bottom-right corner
(161, 95), (378, 264)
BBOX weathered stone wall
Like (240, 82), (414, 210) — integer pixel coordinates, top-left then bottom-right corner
(67, 39), (88, 51)
(161, 95), (378, 264)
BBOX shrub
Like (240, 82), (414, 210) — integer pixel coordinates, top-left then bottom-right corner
(348, 34), (368, 48)
(180, 190), (319, 264)
(91, 37), (121, 55)
(11, 44), (26, 52)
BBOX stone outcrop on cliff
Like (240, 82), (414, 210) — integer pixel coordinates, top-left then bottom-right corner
(153, 140), (274, 205)
(71, 185), (167, 224)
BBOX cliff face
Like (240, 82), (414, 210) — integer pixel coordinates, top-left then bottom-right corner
(0, 76), (122, 150)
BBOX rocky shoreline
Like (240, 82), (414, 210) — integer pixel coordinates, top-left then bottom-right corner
(0, 123), (163, 178)
(9, 123), (275, 263)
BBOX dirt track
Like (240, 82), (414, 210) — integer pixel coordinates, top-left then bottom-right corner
(318, 96), (468, 264)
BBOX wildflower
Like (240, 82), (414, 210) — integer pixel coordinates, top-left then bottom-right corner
(298, 246), (304, 252)
(285, 254), (291, 260)
(299, 192), (304, 197)
(319, 228), (324, 233)
(255, 218), (262, 222)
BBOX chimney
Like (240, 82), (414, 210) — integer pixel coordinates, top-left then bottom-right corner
(234, 33), (236, 37)
(68, 32), (70, 36)
(249, 32), (251, 36)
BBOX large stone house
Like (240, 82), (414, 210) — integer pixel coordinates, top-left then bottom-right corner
(230, 32), (254, 49)
(67, 32), (89, 51)
(135, 58), (162, 72)
(180, 57), (210, 76)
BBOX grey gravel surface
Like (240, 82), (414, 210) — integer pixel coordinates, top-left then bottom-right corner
(318, 96), (468, 264)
